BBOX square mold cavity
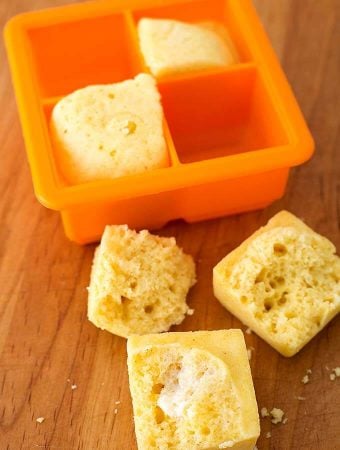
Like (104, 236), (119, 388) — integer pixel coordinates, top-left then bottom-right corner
(28, 12), (142, 97)
(158, 66), (289, 164)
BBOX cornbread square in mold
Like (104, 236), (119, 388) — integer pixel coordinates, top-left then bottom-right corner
(50, 74), (168, 184)
(137, 18), (238, 78)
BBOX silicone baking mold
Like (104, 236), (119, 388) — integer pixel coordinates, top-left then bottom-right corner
(4, 0), (314, 243)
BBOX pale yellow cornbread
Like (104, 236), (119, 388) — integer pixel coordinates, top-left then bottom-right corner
(50, 73), (168, 184)
(213, 211), (340, 357)
(127, 330), (260, 450)
(137, 18), (238, 78)
(87, 225), (196, 338)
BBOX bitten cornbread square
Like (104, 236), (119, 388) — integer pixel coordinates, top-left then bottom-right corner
(213, 211), (340, 357)
(127, 330), (260, 450)
(137, 18), (238, 78)
(50, 73), (168, 184)
(88, 225), (196, 338)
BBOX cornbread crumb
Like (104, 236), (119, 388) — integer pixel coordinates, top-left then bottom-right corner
(265, 432), (271, 438)
(187, 308), (195, 316)
(333, 367), (340, 377)
(219, 441), (235, 448)
(247, 347), (255, 360)
(296, 396), (305, 401)
(270, 408), (284, 424)
(71, 384), (77, 390)
(261, 406), (285, 424)
(115, 400), (121, 405)
(306, 369), (312, 374)
(261, 407), (269, 418)
(213, 210), (340, 357)
(88, 225), (196, 338)
(114, 408), (118, 414)
(245, 328), (252, 335)
(36, 417), (45, 424)
(330, 373), (336, 381)
(301, 374), (310, 384)
(283, 418), (288, 424)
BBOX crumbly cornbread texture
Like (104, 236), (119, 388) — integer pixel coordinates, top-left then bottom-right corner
(213, 211), (340, 357)
(127, 330), (259, 450)
(138, 18), (238, 78)
(50, 74), (167, 184)
(88, 225), (196, 338)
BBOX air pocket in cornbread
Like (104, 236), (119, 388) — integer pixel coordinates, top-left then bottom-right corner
(138, 18), (238, 78)
(127, 330), (260, 450)
(88, 225), (196, 338)
(50, 73), (168, 184)
(213, 211), (340, 357)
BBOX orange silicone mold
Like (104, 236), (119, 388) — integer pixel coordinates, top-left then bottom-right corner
(4, 0), (314, 243)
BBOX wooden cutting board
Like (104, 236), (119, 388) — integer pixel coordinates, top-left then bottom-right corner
(0, 1), (339, 449)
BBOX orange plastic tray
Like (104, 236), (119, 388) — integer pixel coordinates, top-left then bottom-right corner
(4, 0), (314, 244)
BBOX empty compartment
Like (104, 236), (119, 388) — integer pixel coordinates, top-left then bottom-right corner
(28, 13), (143, 97)
(133, 0), (252, 63)
(158, 66), (289, 164)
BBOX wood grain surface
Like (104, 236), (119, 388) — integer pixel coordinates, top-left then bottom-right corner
(1, 1), (339, 449)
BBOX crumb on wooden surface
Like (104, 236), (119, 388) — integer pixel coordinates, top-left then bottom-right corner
(270, 408), (285, 424)
(260, 407), (269, 418)
(301, 374), (309, 384)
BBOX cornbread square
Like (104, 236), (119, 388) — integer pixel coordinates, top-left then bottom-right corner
(127, 330), (260, 450)
(213, 211), (340, 357)
(50, 73), (168, 184)
(137, 18), (238, 78)
(88, 225), (196, 338)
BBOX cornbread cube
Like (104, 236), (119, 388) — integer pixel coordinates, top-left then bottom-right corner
(213, 211), (340, 357)
(137, 18), (238, 78)
(88, 225), (196, 338)
(127, 330), (260, 450)
(50, 73), (168, 184)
